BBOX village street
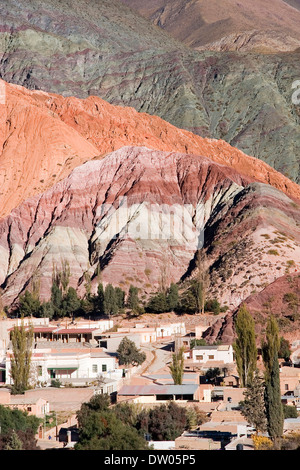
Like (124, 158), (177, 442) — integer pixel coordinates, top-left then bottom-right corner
(140, 340), (173, 376)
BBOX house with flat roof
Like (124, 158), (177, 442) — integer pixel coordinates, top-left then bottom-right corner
(7, 319), (114, 346)
(0, 388), (49, 417)
(280, 366), (300, 395)
(117, 383), (201, 403)
(94, 332), (141, 351)
(5, 345), (118, 387)
(191, 345), (234, 365)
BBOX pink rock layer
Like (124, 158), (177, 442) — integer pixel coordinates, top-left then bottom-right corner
(1, 79), (299, 220)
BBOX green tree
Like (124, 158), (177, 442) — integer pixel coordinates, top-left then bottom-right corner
(239, 370), (267, 434)
(50, 276), (63, 317)
(146, 292), (168, 313)
(278, 337), (291, 362)
(178, 289), (197, 314)
(95, 283), (105, 314)
(233, 304), (257, 387)
(283, 404), (298, 419)
(60, 260), (71, 295)
(4, 430), (23, 450)
(127, 285), (141, 311)
(169, 347), (184, 385)
(37, 301), (55, 319)
(0, 404), (40, 438)
(264, 351), (284, 446)
(261, 315), (280, 379)
(18, 290), (41, 317)
(117, 337), (146, 366)
(75, 394), (147, 450)
(204, 298), (221, 315)
(190, 279), (204, 314)
(115, 287), (125, 311)
(147, 402), (187, 441)
(104, 284), (118, 317)
(262, 316), (284, 446)
(10, 321), (34, 394)
(166, 283), (179, 311)
(190, 338), (206, 348)
(62, 287), (81, 317)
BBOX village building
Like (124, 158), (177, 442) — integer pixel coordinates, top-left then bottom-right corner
(0, 387), (49, 417)
(279, 366), (300, 395)
(4, 344), (119, 387)
(117, 383), (201, 403)
(96, 332), (141, 351)
(191, 344), (234, 365)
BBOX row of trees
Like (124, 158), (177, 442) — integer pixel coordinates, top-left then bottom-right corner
(233, 304), (287, 447)
(14, 275), (224, 320)
(10, 250), (222, 319)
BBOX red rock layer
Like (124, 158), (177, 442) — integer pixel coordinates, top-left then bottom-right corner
(0, 79), (299, 219)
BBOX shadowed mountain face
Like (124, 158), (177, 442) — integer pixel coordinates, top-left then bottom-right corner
(283, 0), (300, 11)
(120, 0), (300, 52)
(0, 146), (299, 311)
(0, 0), (300, 183)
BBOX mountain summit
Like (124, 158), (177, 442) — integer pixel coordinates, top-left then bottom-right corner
(120, 0), (300, 52)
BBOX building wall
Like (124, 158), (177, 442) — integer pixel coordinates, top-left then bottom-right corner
(279, 366), (300, 395)
(0, 388), (11, 404)
(5, 351), (116, 385)
(223, 387), (246, 403)
(192, 346), (234, 364)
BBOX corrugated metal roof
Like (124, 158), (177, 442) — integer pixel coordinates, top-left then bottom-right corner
(118, 384), (198, 396)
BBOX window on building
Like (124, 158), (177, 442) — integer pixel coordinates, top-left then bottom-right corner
(196, 355), (203, 360)
(38, 366), (43, 376)
(208, 355), (214, 360)
(102, 364), (107, 372)
(285, 384), (289, 391)
(92, 364), (98, 373)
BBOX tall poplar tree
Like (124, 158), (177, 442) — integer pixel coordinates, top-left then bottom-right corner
(261, 315), (280, 379)
(262, 316), (284, 446)
(264, 351), (284, 446)
(10, 321), (34, 394)
(169, 347), (185, 385)
(233, 304), (257, 387)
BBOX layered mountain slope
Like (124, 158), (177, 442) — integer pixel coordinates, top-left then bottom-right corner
(0, 146), (251, 305)
(2, 80), (300, 220)
(202, 183), (300, 307)
(120, 0), (300, 52)
(203, 273), (300, 344)
(0, 1), (300, 182)
(1, 146), (299, 310)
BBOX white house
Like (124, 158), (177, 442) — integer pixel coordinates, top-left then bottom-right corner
(191, 345), (234, 364)
(117, 327), (157, 344)
(5, 346), (118, 387)
(156, 322), (186, 338)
